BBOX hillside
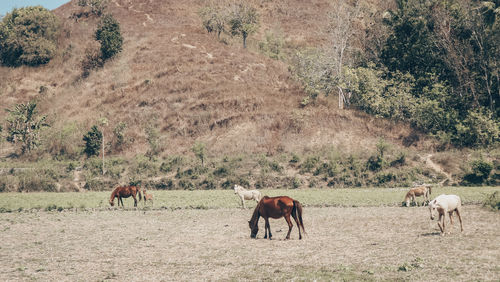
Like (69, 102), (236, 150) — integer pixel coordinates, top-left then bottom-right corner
(2, 0), (497, 191)
(0, 0), (417, 156)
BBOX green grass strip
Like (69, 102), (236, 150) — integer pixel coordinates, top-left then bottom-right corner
(0, 186), (498, 212)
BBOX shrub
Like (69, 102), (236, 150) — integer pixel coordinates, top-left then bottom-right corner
(300, 155), (320, 173)
(18, 171), (57, 192)
(463, 159), (493, 184)
(78, 0), (108, 16)
(81, 45), (104, 78)
(200, 177), (216, 190)
(192, 142), (206, 166)
(366, 155), (384, 172)
(259, 30), (284, 60)
(95, 14), (123, 61)
(83, 125), (102, 157)
(5, 101), (49, 154)
(289, 153), (300, 164)
(314, 161), (337, 177)
(154, 178), (174, 190)
(213, 165), (229, 177)
(0, 6), (60, 66)
(390, 153), (406, 167)
(454, 110), (500, 147)
(198, 4), (226, 39)
(269, 160), (283, 172)
(483, 191), (500, 210)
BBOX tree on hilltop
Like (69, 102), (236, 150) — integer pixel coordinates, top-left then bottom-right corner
(95, 14), (123, 61)
(0, 6), (59, 66)
(227, 2), (259, 48)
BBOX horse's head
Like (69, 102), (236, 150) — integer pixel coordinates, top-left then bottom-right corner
(109, 199), (115, 206)
(248, 220), (258, 238)
(234, 185), (239, 194)
(429, 200), (438, 220)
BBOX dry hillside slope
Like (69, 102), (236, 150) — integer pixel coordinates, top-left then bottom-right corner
(0, 0), (424, 158)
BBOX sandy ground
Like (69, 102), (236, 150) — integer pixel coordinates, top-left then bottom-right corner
(0, 205), (499, 281)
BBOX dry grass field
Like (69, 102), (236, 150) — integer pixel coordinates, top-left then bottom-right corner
(1, 205), (498, 281)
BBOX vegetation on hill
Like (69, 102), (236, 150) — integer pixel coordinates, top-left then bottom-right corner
(0, 6), (60, 66)
(291, 0), (499, 148)
(0, 0), (498, 192)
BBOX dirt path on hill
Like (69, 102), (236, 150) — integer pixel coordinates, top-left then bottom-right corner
(423, 154), (454, 185)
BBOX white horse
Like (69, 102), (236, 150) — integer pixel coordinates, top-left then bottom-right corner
(429, 194), (463, 236)
(234, 184), (262, 209)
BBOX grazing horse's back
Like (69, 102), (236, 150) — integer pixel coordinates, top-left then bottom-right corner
(404, 185), (432, 206)
(249, 196), (305, 240)
(109, 185), (142, 207)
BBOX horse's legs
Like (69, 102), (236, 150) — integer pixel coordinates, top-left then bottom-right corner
(240, 196), (246, 209)
(132, 194), (137, 207)
(118, 196), (123, 207)
(437, 213), (444, 234)
(264, 218), (272, 239)
(448, 211), (454, 233)
(284, 214), (293, 240)
(456, 208), (464, 232)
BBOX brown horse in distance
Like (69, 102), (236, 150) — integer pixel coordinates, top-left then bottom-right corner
(109, 185), (142, 207)
(249, 196), (305, 240)
(143, 189), (153, 206)
(404, 185), (432, 207)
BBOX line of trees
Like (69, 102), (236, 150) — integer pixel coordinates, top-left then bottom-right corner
(292, 0), (499, 147)
(198, 0), (259, 48)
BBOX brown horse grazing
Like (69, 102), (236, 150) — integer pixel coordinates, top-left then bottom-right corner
(143, 189), (153, 206)
(109, 185), (142, 207)
(404, 185), (432, 207)
(249, 196), (305, 240)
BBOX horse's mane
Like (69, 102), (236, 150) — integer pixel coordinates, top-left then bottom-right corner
(249, 200), (262, 226)
(109, 187), (120, 203)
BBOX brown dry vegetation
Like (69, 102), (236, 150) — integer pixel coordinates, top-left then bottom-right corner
(0, 0), (425, 159)
(0, 205), (498, 280)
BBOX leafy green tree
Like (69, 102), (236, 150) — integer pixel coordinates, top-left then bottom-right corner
(198, 4), (227, 39)
(5, 101), (49, 154)
(228, 2), (259, 48)
(95, 14), (123, 60)
(83, 125), (102, 157)
(78, 0), (108, 16)
(381, 0), (445, 82)
(454, 110), (500, 147)
(0, 6), (59, 66)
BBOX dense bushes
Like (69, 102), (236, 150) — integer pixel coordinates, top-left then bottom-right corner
(291, 0), (499, 148)
(0, 6), (59, 66)
(95, 14), (123, 60)
(83, 125), (102, 158)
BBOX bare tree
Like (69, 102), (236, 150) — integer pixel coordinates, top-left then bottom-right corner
(327, 0), (363, 108)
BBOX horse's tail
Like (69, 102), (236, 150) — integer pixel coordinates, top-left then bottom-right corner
(137, 187), (142, 201)
(428, 185), (432, 195)
(292, 200), (306, 235)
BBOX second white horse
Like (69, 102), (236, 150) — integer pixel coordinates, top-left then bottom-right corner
(234, 184), (262, 209)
